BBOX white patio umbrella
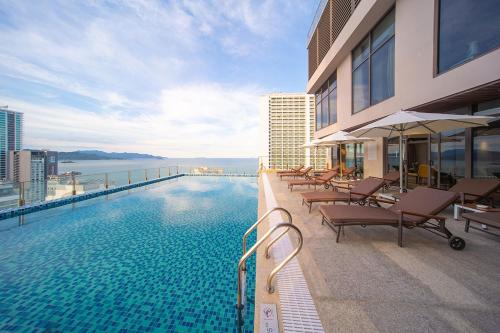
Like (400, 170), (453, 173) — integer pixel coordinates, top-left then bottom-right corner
(318, 131), (373, 178)
(349, 110), (493, 192)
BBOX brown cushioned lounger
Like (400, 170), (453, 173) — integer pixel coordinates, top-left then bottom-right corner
(448, 179), (500, 205)
(462, 211), (500, 236)
(319, 187), (464, 250)
(341, 166), (357, 179)
(301, 177), (385, 213)
(279, 166), (313, 180)
(287, 169), (338, 191)
(382, 170), (400, 190)
(277, 165), (304, 175)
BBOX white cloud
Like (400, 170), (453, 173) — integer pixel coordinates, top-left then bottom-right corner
(1, 82), (261, 157)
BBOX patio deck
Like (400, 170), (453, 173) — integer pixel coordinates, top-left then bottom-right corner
(263, 173), (500, 332)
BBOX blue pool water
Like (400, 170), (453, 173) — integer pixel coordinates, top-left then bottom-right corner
(0, 176), (258, 332)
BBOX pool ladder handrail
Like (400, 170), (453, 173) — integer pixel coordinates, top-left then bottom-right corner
(241, 207), (292, 271)
(236, 207), (303, 327)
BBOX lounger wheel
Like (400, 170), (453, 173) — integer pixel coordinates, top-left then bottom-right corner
(324, 184), (329, 189)
(448, 236), (465, 251)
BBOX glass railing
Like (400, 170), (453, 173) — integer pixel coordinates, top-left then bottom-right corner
(0, 165), (258, 211)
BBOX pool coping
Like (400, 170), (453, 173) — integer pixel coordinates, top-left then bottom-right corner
(259, 173), (325, 332)
(0, 174), (185, 221)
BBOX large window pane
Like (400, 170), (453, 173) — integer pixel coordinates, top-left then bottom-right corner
(316, 102), (321, 130)
(353, 61), (369, 113)
(438, 0), (500, 73)
(370, 38), (395, 105)
(352, 37), (369, 69)
(321, 96), (329, 127)
(473, 99), (500, 178)
(328, 88), (337, 124)
(440, 129), (466, 187)
(371, 10), (395, 51)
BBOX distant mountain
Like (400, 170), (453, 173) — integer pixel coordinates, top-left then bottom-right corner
(58, 150), (165, 160)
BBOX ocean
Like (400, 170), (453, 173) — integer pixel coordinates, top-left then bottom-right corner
(58, 158), (259, 175)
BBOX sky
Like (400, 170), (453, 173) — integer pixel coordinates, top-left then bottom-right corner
(0, 0), (317, 157)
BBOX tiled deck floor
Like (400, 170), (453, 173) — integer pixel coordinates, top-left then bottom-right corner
(265, 174), (500, 332)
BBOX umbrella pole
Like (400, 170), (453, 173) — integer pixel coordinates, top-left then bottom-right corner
(339, 144), (343, 178)
(399, 132), (404, 193)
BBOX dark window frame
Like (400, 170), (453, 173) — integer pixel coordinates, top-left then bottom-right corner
(351, 8), (395, 114)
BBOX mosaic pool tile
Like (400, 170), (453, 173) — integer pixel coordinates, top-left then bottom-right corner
(0, 176), (257, 332)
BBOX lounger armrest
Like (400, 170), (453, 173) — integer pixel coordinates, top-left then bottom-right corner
(460, 192), (481, 204)
(399, 210), (446, 222)
(349, 191), (368, 197)
(368, 197), (395, 205)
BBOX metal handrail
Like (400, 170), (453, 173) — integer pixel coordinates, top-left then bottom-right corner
(242, 207), (292, 262)
(236, 222), (303, 327)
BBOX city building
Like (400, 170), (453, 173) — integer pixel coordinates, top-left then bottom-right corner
(8, 150), (58, 203)
(0, 107), (23, 180)
(260, 93), (327, 170)
(307, 0), (500, 188)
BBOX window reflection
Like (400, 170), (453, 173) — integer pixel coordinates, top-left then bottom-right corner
(473, 99), (500, 179)
(438, 0), (500, 73)
(352, 8), (395, 113)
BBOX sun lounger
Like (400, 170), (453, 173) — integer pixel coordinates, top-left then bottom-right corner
(462, 211), (500, 236)
(341, 166), (357, 180)
(382, 170), (400, 191)
(301, 177), (385, 213)
(448, 179), (500, 206)
(287, 170), (338, 191)
(276, 165), (304, 175)
(319, 187), (464, 250)
(279, 166), (313, 180)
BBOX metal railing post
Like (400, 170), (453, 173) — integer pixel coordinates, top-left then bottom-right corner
(72, 174), (76, 195)
(168, 167), (171, 176)
(19, 182), (25, 206)
(145, 169), (148, 181)
(176, 166), (179, 174)
(158, 168), (161, 179)
(128, 170), (132, 184)
(105, 173), (109, 189)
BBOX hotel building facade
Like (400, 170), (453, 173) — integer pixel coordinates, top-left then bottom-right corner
(0, 107), (23, 180)
(260, 93), (327, 170)
(307, 0), (500, 188)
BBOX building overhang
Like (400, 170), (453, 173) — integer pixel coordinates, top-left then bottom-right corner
(410, 79), (500, 113)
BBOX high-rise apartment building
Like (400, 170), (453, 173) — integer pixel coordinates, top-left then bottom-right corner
(0, 107), (23, 180)
(307, 0), (500, 188)
(260, 93), (326, 170)
(8, 150), (58, 203)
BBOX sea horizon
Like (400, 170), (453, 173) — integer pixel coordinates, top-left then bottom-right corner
(58, 157), (259, 175)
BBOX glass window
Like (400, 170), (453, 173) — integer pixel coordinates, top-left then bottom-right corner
(371, 10), (395, 51)
(328, 88), (337, 125)
(352, 37), (369, 69)
(321, 96), (329, 127)
(438, 0), (500, 73)
(316, 100), (321, 130)
(371, 39), (395, 105)
(473, 99), (500, 179)
(314, 72), (338, 130)
(352, 8), (395, 113)
(353, 61), (369, 112)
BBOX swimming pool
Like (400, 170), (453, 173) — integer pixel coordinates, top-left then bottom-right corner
(0, 176), (258, 332)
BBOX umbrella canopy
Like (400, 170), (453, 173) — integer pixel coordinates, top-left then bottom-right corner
(349, 110), (493, 192)
(318, 131), (373, 177)
(350, 110), (491, 138)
